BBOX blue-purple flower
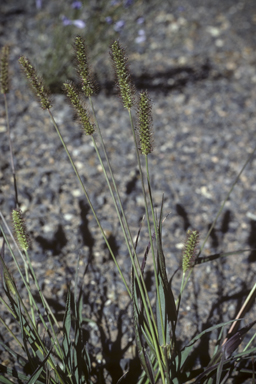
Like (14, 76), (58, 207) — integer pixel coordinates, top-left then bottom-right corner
(73, 19), (86, 28)
(137, 16), (144, 25)
(135, 29), (146, 44)
(105, 16), (113, 24)
(72, 1), (82, 9)
(35, 0), (42, 9)
(61, 16), (85, 29)
(114, 19), (125, 32)
(62, 16), (72, 26)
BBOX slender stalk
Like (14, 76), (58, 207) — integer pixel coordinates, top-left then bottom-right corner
(90, 95), (165, 379)
(128, 110), (166, 380)
(4, 93), (19, 207)
(0, 228), (65, 383)
(89, 97), (135, 263)
(0, 218), (70, 383)
(90, 98), (167, 380)
(0, 213), (60, 332)
(47, 109), (131, 297)
(145, 155), (167, 349)
(0, 315), (23, 349)
(24, 260), (36, 325)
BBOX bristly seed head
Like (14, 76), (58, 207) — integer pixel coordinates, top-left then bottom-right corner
(0, 45), (10, 94)
(110, 40), (134, 110)
(74, 36), (95, 97)
(137, 91), (153, 155)
(18, 56), (51, 110)
(182, 230), (199, 273)
(12, 209), (30, 251)
(63, 82), (95, 135)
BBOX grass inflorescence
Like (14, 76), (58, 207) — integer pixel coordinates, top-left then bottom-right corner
(1, 39), (256, 384)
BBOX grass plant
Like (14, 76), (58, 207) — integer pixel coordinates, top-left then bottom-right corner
(1, 38), (256, 383)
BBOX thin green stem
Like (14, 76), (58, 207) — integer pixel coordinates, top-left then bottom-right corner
(0, 315), (24, 349)
(47, 109), (131, 297)
(89, 97), (134, 255)
(0, 213), (60, 333)
(128, 110), (166, 381)
(0, 219), (67, 383)
(90, 99), (160, 336)
(89, 99), (166, 374)
(163, 345), (171, 384)
(4, 93), (19, 207)
(24, 260), (36, 326)
(89, 100), (154, 327)
(145, 155), (166, 348)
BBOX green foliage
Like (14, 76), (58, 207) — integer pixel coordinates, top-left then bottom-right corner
(1, 37), (256, 383)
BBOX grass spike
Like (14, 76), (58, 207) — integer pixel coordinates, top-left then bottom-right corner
(63, 82), (95, 135)
(0, 45), (10, 94)
(18, 56), (51, 110)
(137, 91), (153, 155)
(110, 40), (135, 110)
(74, 35), (95, 97)
(12, 209), (30, 252)
(182, 229), (199, 273)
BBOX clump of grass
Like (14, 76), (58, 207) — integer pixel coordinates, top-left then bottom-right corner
(1, 39), (256, 384)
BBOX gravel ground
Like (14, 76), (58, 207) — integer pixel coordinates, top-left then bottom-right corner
(1, 0), (256, 382)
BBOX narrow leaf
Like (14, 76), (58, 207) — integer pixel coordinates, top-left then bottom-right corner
(156, 199), (177, 324)
(156, 273), (170, 347)
(132, 268), (155, 384)
(63, 289), (72, 373)
(195, 249), (253, 265)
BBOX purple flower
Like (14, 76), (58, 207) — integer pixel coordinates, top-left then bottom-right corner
(177, 6), (185, 12)
(114, 19), (125, 32)
(105, 16), (113, 24)
(62, 16), (85, 28)
(62, 16), (72, 26)
(135, 29), (146, 44)
(72, 1), (82, 9)
(111, 0), (119, 5)
(73, 19), (86, 28)
(137, 16), (144, 24)
(35, 0), (42, 9)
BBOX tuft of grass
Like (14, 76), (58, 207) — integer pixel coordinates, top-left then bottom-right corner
(1, 38), (256, 384)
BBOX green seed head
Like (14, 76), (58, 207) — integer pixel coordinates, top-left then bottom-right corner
(182, 230), (199, 273)
(12, 209), (30, 251)
(74, 36), (95, 97)
(63, 82), (95, 135)
(0, 45), (10, 94)
(137, 91), (153, 155)
(110, 41), (134, 110)
(19, 56), (51, 110)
